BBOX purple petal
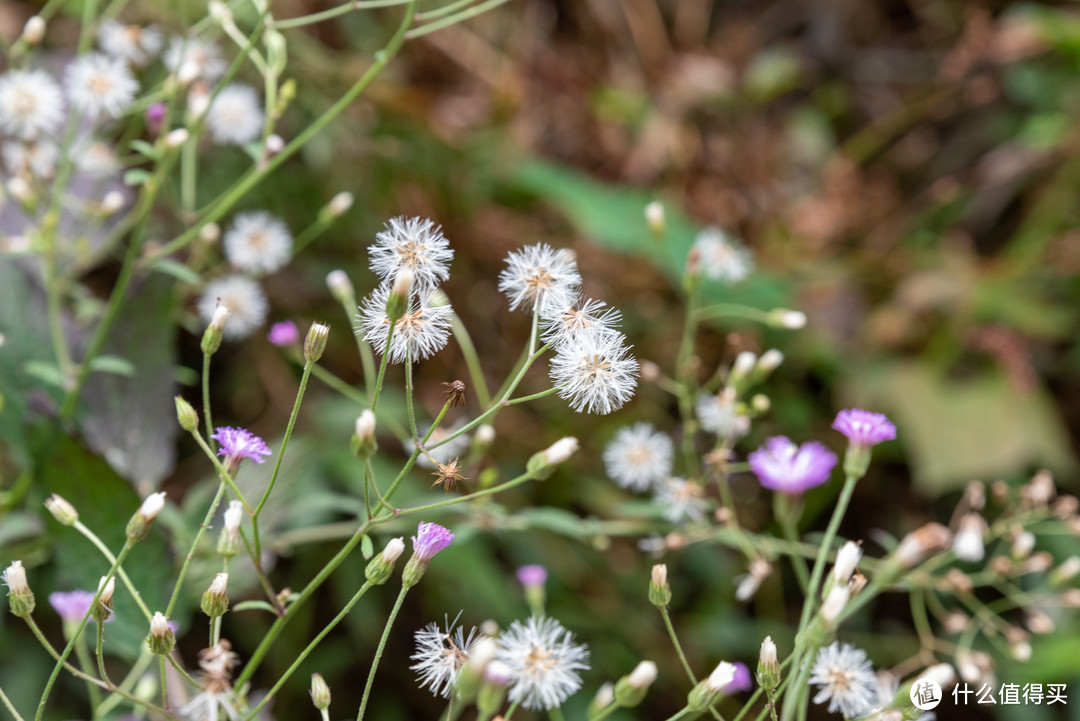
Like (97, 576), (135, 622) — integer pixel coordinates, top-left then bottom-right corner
(832, 409), (897, 447)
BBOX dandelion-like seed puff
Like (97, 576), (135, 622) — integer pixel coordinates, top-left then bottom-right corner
(410, 615), (485, 698)
(603, 422), (673, 492)
(368, 216), (454, 294)
(548, 328), (638, 415)
(495, 616), (590, 710)
(498, 244), (582, 319)
(359, 284), (453, 364)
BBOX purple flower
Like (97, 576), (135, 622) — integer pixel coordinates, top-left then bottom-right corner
(516, 564), (547, 587)
(748, 437), (837, 493)
(145, 103), (166, 133)
(49, 590), (95, 622)
(267, 321), (300, 347)
(832, 409), (896, 448)
(411, 522), (454, 562)
(726, 662), (753, 693)
(212, 426), (272, 468)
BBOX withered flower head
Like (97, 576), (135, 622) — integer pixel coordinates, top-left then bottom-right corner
(432, 459), (466, 493)
(442, 380), (467, 407)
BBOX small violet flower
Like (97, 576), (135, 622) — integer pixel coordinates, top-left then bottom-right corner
(516, 565), (548, 588)
(403, 522), (454, 587)
(49, 590), (95, 622)
(412, 522), (455, 563)
(211, 426), (272, 472)
(726, 662), (753, 693)
(748, 437), (837, 494)
(267, 321), (300, 347)
(832, 409), (896, 448)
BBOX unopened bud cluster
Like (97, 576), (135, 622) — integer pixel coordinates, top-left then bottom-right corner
(127, 492), (167, 542)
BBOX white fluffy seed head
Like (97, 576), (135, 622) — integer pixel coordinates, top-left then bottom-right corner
(498, 243), (582, 318)
(603, 422), (673, 492)
(206, 84), (264, 146)
(368, 216), (454, 294)
(360, 285), (453, 364)
(0, 69), (64, 139)
(549, 328), (639, 415)
(223, 211), (293, 275)
(693, 228), (753, 283)
(199, 275), (268, 340)
(65, 53), (139, 119)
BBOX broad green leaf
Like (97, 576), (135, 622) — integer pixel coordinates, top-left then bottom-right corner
(88, 355), (136, 377)
(847, 362), (1077, 495)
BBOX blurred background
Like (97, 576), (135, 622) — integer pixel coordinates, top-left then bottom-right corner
(2, 0), (1080, 719)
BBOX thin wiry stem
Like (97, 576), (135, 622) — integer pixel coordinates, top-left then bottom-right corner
(356, 586), (410, 721)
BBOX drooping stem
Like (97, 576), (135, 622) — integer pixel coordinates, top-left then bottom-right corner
(356, 585), (409, 721)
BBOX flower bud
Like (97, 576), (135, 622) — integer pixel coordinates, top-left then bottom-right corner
(310, 673), (331, 710)
(648, 564), (671, 607)
(101, 191), (124, 215)
(353, 411), (377, 459)
(327, 192), (353, 218)
(756, 349), (784, 376)
(730, 351), (757, 383)
(402, 522), (453, 587)
(767, 308), (807, 329)
(386, 269), (415, 321)
(201, 573), (229, 618)
(475, 424), (495, 447)
(365, 537), (405, 585)
(147, 612), (176, 655)
(44, 494), (78, 526)
(477, 660), (511, 717)
(688, 661), (736, 710)
(265, 134), (285, 155)
(3, 561), (34, 618)
(645, 201), (665, 236)
(304, 322), (329, 364)
(165, 128), (189, 148)
(326, 270), (354, 305)
(588, 683), (615, 717)
(614, 660), (657, 708)
(832, 541), (862, 584)
(21, 16), (46, 45)
(757, 636), (780, 690)
(952, 514), (987, 563)
(217, 501), (244, 558)
(526, 437), (578, 480)
(175, 395), (199, 432)
(127, 492), (167, 542)
(201, 306), (230, 355)
(1051, 556), (1080, 586)
(1011, 531), (1035, 560)
(200, 222), (221, 244)
(820, 585), (849, 629)
(892, 523), (952, 569)
(93, 576), (115, 623)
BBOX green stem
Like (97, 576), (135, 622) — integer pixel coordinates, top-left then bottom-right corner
(405, 354), (418, 442)
(73, 521), (153, 621)
(0, 685), (24, 721)
(95, 623), (111, 687)
(356, 585), (409, 721)
(405, 0), (514, 38)
(159, 657), (168, 711)
(245, 582), (374, 720)
(97, 648), (154, 715)
(504, 700), (520, 720)
(694, 304), (771, 324)
(253, 359), (315, 560)
(34, 541), (132, 721)
(505, 387), (559, 405)
(781, 474), (860, 721)
(203, 353), (215, 451)
(166, 483), (226, 616)
(773, 494), (809, 593)
(234, 524), (370, 688)
(385, 469), (535, 518)
(189, 431), (253, 513)
(70, 625), (103, 718)
(764, 689), (780, 721)
(415, 0), (474, 19)
(674, 285), (701, 478)
(660, 606), (697, 685)
(369, 322), (396, 412)
(450, 314), (491, 407)
(587, 702), (619, 721)
(166, 654), (201, 689)
(662, 708), (692, 721)
(272, 0), (410, 28)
